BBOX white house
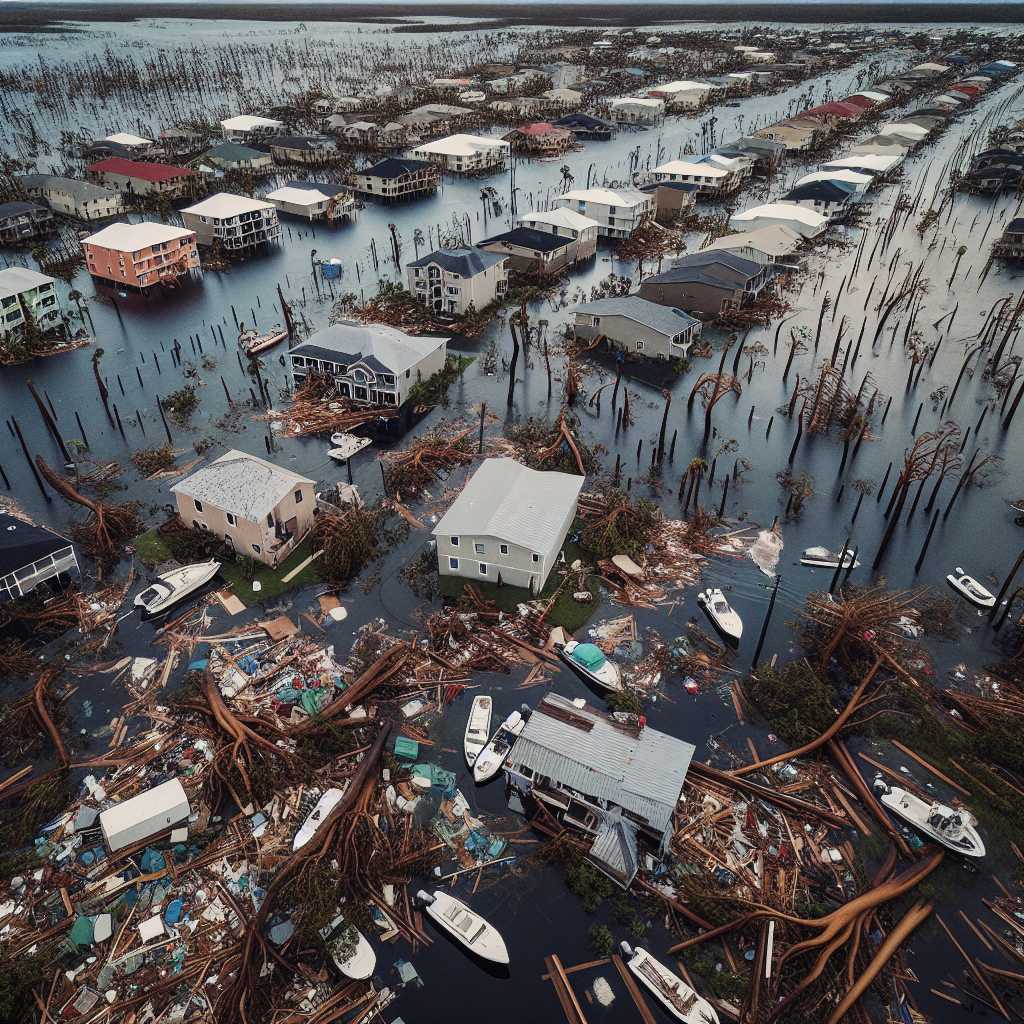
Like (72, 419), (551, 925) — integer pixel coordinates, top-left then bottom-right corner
(608, 97), (664, 125)
(652, 159), (737, 197)
(409, 133), (510, 174)
(646, 80), (712, 110)
(406, 247), (508, 316)
(793, 169), (873, 196)
(554, 188), (654, 239)
(264, 184), (355, 222)
(433, 458), (584, 591)
(729, 203), (828, 239)
(220, 115), (284, 143)
(822, 153), (903, 175)
(0, 267), (62, 339)
(180, 193), (281, 252)
(517, 207), (601, 260)
(16, 174), (123, 221)
(700, 225), (804, 266)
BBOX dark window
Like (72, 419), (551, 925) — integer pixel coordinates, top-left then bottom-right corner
(294, 490), (303, 503)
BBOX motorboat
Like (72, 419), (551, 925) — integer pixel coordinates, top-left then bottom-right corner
(134, 560), (220, 616)
(697, 588), (743, 644)
(611, 554), (645, 578)
(238, 323), (288, 356)
(874, 776), (985, 857)
(292, 787), (346, 851)
(319, 910), (376, 979)
(800, 546), (860, 570)
(620, 943), (720, 1023)
(473, 710), (525, 783)
(464, 695), (492, 766)
(327, 434), (372, 462)
(557, 639), (623, 692)
(417, 890), (509, 965)
(945, 567), (996, 608)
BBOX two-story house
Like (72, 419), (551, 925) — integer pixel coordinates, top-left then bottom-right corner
(268, 134), (339, 165)
(349, 158), (440, 201)
(81, 222), (201, 293)
(0, 201), (54, 243)
(638, 251), (772, 318)
(651, 159), (738, 199)
(16, 175), (123, 221)
(180, 193), (282, 253)
(85, 158), (196, 199)
(0, 267), (62, 340)
(553, 188), (654, 239)
(780, 180), (855, 223)
(573, 294), (702, 360)
(220, 114), (284, 143)
(517, 207), (601, 260)
(409, 134), (510, 174)
(406, 247), (508, 316)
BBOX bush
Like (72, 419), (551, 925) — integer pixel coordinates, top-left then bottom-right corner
(587, 923), (615, 957)
(748, 660), (838, 746)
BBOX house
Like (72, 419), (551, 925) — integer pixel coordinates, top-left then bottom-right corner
(81, 222), (201, 292)
(729, 202), (828, 239)
(732, 135), (787, 172)
(652, 158), (739, 198)
(409, 134), (510, 174)
(847, 135), (912, 158)
(995, 216), (1024, 258)
(573, 294), (701, 359)
(638, 251), (771, 318)
(159, 127), (209, 158)
(753, 120), (820, 152)
(646, 80), (712, 110)
(264, 182), (355, 222)
(96, 132), (153, 154)
(505, 692), (695, 884)
(433, 458), (584, 591)
(477, 226), (580, 276)
(0, 510), (79, 601)
(398, 103), (474, 133)
(552, 113), (616, 140)
(781, 181), (854, 222)
(541, 62), (584, 89)
(349, 157), (440, 201)
(288, 320), (448, 406)
(517, 207), (601, 261)
(406, 247), (508, 315)
(878, 122), (929, 144)
(0, 201), (55, 243)
(268, 134), (339, 165)
(171, 451), (315, 568)
(554, 188), (654, 239)
(793, 169), (872, 196)
(203, 142), (274, 173)
(16, 175), (122, 221)
(86, 158), (196, 199)
(220, 115), (284, 143)
(84, 135), (154, 161)
(542, 88), (584, 110)
(607, 97), (664, 125)
(341, 121), (407, 149)
(639, 181), (698, 223)
(503, 122), (575, 156)
(488, 97), (547, 118)
(821, 154), (902, 176)
(180, 193), (281, 252)
(0, 267), (62, 339)
(700, 225), (804, 267)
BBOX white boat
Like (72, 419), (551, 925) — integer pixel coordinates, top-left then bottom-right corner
(800, 546), (860, 569)
(238, 323), (288, 355)
(557, 639), (623, 692)
(134, 560), (220, 616)
(874, 776), (985, 857)
(473, 710), (525, 783)
(319, 911), (376, 979)
(946, 568), (996, 608)
(697, 588), (743, 644)
(328, 434), (372, 462)
(621, 943), (719, 1023)
(464, 695), (492, 766)
(292, 787), (346, 851)
(417, 890), (509, 965)
(611, 554), (645, 578)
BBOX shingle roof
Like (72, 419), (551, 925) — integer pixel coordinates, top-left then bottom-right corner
(358, 157), (433, 179)
(291, 321), (448, 375)
(574, 295), (701, 336)
(672, 250), (764, 278)
(478, 227), (572, 253)
(205, 142), (269, 162)
(432, 458), (584, 553)
(86, 158), (194, 181)
(0, 511), (70, 576)
(406, 247), (505, 276)
(17, 174), (117, 203)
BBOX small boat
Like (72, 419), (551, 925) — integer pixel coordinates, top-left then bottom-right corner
(473, 710), (525, 783)
(557, 639), (623, 692)
(238, 324), (288, 356)
(800, 546), (860, 570)
(464, 695), (492, 766)
(327, 434), (372, 462)
(134, 560), (220, 616)
(292, 787), (346, 851)
(697, 588), (743, 644)
(946, 567), (996, 608)
(1009, 498), (1024, 514)
(319, 910), (376, 979)
(874, 776), (985, 857)
(621, 943), (719, 1023)
(417, 890), (509, 964)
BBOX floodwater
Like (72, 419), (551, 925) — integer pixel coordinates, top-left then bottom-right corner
(2, 14), (1024, 1023)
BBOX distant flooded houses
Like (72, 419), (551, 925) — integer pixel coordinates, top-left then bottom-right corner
(80, 222), (201, 292)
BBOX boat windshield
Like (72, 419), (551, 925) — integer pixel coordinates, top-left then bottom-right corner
(964, 580), (988, 599)
(713, 598), (729, 613)
(570, 643), (607, 670)
(137, 586), (164, 605)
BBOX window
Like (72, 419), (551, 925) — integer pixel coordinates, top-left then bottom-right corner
(636, 340), (645, 352)
(532, 553), (540, 563)
(294, 490), (303, 503)
(266, 514), (274, 528)
(194, 499), (203, 512)
(449, 557), (459, 570)
(478, 562), (488, 576)
(226, 512), (237, 527)
(500, 544), (509, 555)
(292, 356), (306, 368)
(252, 544), (261, 554)
(450, 536), (459, 547)
(474, 542), (485, 555)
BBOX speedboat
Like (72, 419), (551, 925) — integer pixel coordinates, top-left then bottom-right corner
(874, 776), (985, 857)
(238, 324), (288, 356)
(464, 695), (492, 766)
(292, 787), (346, 851)
(800, 546), (860, 570)
(620, 943), (719, 1023)
(134, 560), (220, 616)
(473, 710), (525, 783)
(557, 639), (623, 692)
(697, 588), (743, 645)
(319, 910), (376, 979)
(945, 568), (996, 608)
(327, 434), (372, 462)
(417, 890), (509, 965)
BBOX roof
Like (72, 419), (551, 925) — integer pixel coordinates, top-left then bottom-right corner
(171, 450), (314, 520)
(16, 174), (117, 202)
(478, 227), (572, 253)
(221, 115), (283, 131)
(291, 320), (448, 375)
(731, 203), (828, 227)
(432, 457), (584, 553)
(357, 157), (434, 179)
(0, 510), (70, 575)
(575, 294), (701, 336)
(794, 169), (872, 190)
(205, 142), (270, 162)
(508, 692), (694, 835)
(413, 133), (509, 156)
(1006, 218), (1024, 233)
(181, 193), (275, 218)
(0, 201), (47, 217)
(406, 247), (505, 276)
(0, 266), (55, 300)
(269, 134), (336, 150)
(519, 207), (602, 232)
(701, 225), (803, 257)
(513, 122), (570, 136)
(672, 250), (765, 278)
(823, 154), (902, 172)
(86, 157), (194, 182)
(783, 181), (853, 202)
(81, 221), (194, 251)
(553, 113), (615, 130)
(104, 132), (152, 146)
(654, 159), (728, 178)
(559, 187), (650, 208)
(265, 185), (334, 206)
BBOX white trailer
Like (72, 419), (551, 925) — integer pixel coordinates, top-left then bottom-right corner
(99, 778), (190, 852)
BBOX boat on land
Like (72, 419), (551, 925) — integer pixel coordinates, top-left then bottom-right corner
(464, 695), (492, 766)
(473, 710), (525, 783)
(620, 942), (720, 1023)
(417, 890), (509, 964)
(873, 776), (985, 857)
(697, 588), (743, 644)
(238, 323), (288, 356)
(292, 787), (346, 851)
(557, 639), (623, 692)
(134, 560), (220, 616)
(800, 546), (860, 570)
(945, 567), (996, 608)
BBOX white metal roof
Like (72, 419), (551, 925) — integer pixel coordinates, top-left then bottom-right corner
(81, 221), (194, 251)
(879, 122), (929, 140)
(648, 80), (712, 95)
(610, 96), (664, 108)
(104, 132), (152, 146)
(794, 169), (872, 191)
(265, 186), (331, 206)
(182, 193), (275, 218)
(731, 203), (827, 227)
(823, 153), (902, 172)
(518, 208), (602, 232)
(558, 187), (651, 208)
(0, 266), (55, 300)
(220, 114), (283, 131)
(701, 224), (803, 257)
(412, 133), (509, 156)
(654, 159), (728, 178)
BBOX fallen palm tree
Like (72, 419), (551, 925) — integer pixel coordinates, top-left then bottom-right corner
(380, 425), (475, 498)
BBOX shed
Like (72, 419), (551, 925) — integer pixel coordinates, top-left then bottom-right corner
(99, 778), (190, 852)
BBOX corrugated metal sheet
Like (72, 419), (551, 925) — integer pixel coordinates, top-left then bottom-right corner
(590, 811), (639, 884)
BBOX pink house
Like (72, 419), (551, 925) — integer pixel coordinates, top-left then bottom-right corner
(81, 221), (201, 293)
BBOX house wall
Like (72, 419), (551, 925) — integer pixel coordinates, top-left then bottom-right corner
(88, 170), (192, 198)
(0, 280), (62, 337)
(82, 234), (200, 290)
(637, 277), (736, 318)
(518, 217), (599, 257)
(476, 239), (575, 275)
(573, 311), (695, 359)
(180, 209), (280, 250)
(351, 171), (438, 199)
(409, 144), (507, 173)
(552, 196), (653, 239)
(26, 184), (122, 221)
(408, 259), (507, 315)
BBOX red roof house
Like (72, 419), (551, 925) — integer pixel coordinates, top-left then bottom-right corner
(86, 158), (196, 197)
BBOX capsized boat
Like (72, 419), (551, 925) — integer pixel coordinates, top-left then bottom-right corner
(874, 776), (985, 857)
(473, 710), (526, 783)
(697, 588), (743, 644)
(621, 943), (719, 1023)
(558, 639), (623, 692)
(292, 787), (346, 851)
(464, 695), (492, 766)
(134, 560), (220, 616)
(417, 890), (509, 965)
(946, 567), (996, 608)
(800, 546), (860, 569)
(238, 323), (288, 356)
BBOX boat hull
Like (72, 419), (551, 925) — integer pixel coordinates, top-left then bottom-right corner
(420, 891), (509, 965)
(697, 590), (742, 644)
(134, 560), (220, 615)
(879, 787), (985, 857)
(332, 928), (376, 979)
(626, 947), (719, 1023)
(557, 643), (623, 692)
(473, 713), (524, 783)
(945, 574), (996, 608)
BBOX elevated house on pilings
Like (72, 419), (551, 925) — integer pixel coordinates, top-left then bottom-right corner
(0, 510), (79, 601)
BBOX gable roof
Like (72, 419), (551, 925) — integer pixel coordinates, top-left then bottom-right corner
(407, 247), (504, 276)
(701, 225), (803, 257)
(478, 227), (572, 253)
(559, 187), (650, 207)
(221, 115), (283, 131)
(81, 221), (194, 251)
(291, 320), (448, 375)
(0, 266), (55, 299)
(519, 207), (602, 232)
(17, 174), (118, 203)
(671, 250), (764, 278)
(86, 158), (194, 182)
(358, 157), (434, 179)
(783, 181), (854, 202)
(205, 142), (269, 162)
(575, 294), (701, 335)
(182, 193), (274, 218)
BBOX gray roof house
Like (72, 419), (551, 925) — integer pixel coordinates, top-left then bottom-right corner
(16, 174), (123, 221)
(505, 692), (695, 884)
(638, 251), (770, 319)
(406, 247), (508, 316)
(572, 294), (702, 361)
(433, 457), (584, 592)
